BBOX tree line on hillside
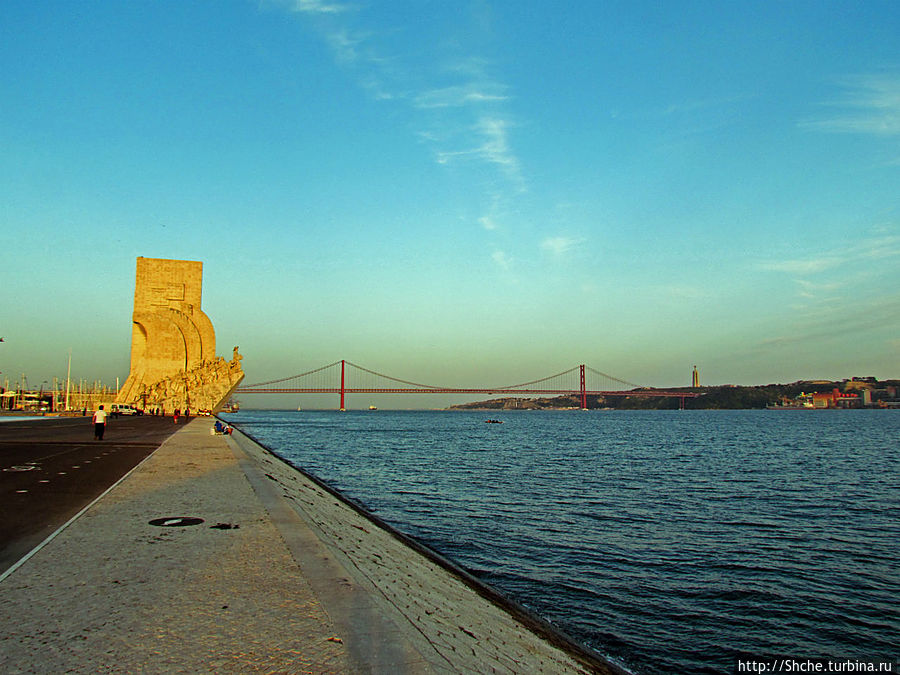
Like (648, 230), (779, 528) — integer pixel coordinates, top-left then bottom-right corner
(449, 380), (900, 410)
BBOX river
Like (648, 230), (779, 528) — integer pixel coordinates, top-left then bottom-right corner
(228, 409), (899, 674)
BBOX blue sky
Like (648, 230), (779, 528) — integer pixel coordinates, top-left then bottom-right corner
(2, 1), (899, 408)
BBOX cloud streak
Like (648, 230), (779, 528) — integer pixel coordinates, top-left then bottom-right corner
(414, 84), (508, 109)
(292, 0), (351, 15)
(757, 294), (900, 349)
(756, 229), (900, 353)
(279, 2), (526, 239)
(801, 72), (900, 136)
(761, 232), (900, 276)
(434, 117), (523, 188)
(541, 236), (584, 257)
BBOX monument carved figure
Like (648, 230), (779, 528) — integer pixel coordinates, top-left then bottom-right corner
(116, 257), (244, 412)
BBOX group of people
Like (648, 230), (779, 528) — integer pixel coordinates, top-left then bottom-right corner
(143, 407), (191, 420)
(172, 408), (190, 424)
(212, 420), (233, 435)
(91, 405), (197, 440)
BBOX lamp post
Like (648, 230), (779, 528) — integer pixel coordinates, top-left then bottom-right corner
(65, 349), (72, 412)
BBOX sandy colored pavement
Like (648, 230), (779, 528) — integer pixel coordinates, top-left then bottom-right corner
(0, 419), (619, 674)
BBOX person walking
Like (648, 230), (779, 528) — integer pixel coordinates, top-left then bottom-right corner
(173, 408), (180, 424)
(93, 405), (108, 440)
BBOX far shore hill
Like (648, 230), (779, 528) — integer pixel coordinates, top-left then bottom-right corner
(448, 378), (900, 411)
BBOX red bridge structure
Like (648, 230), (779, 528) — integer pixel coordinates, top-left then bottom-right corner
(236, 360), (702, 410)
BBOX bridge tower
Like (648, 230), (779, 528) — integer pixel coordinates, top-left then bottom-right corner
(340, 359), (346, 411)
(580, 364), (587, 410)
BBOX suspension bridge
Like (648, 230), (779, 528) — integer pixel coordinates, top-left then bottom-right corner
(236, 360), (702, 410)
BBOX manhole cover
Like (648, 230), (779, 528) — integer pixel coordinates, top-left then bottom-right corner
(148, 517), (205, 527)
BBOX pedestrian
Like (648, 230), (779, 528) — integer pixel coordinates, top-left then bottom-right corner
(173, 408), (180, 424)
(93, 405), (108, 440)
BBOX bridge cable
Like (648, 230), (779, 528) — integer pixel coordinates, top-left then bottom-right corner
(584, 366), (644, 390)
(344, 361), (448, 390)
(493, 365), (582, 391)
(240, 361), (342, 389)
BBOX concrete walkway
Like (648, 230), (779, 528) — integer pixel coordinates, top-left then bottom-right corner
(0, 419), (620, 674)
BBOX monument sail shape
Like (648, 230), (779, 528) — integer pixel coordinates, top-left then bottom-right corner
(116, 257), (244, 412)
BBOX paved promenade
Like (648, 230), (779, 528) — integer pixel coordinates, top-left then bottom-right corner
(0, 415), (179, 574)
(0, 418), (621, 674)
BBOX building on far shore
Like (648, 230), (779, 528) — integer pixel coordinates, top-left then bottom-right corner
(811, 389), (863, 408)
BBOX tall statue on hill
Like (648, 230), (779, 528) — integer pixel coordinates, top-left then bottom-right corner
(116, 257), (244, 412)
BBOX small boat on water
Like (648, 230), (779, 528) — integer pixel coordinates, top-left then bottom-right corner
(485, 419), (503, 424)
(369, 405), (377, 411)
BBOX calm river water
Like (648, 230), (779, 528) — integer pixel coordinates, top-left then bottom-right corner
(228, 409), (899, 674)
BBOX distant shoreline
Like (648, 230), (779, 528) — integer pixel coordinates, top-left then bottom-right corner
(448, 378), (900, 411)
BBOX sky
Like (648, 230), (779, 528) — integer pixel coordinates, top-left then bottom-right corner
(2, 1), (899, 408)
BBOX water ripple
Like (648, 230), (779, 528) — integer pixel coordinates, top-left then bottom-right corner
(232, 409), (900, 675)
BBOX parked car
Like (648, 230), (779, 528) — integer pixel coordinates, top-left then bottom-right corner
(111, 403), (139, 417)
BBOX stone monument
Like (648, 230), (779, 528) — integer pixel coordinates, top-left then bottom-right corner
(116, 257), (244, 412)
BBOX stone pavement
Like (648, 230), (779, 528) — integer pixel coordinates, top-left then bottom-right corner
(0, 415), (180, 575)
(0, 419), (621, 674)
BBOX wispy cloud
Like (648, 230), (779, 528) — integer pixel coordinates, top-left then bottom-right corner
(761, 232), (900, 276)
(756, 229), (900, 350)
(415, 84), (508, 109)
(478, 215), (498, 231)
(540, 236), (583, 257)
(760, 255), (842, 275)
(491, 250), (512, 271)
(795, 278), (845, 299)
(757, 294), (900, 349)
(292, 0), (351, 15)
(476, 117), (519, 173)
(278, 2), (526, 234)
(324, 29), (362, 63)
(475, 192), (511, 233)
(433, 116), (523, 190)
(801, 72), (900, 136)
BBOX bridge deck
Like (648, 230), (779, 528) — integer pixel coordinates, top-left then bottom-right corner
(237, 387), (700, 398)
